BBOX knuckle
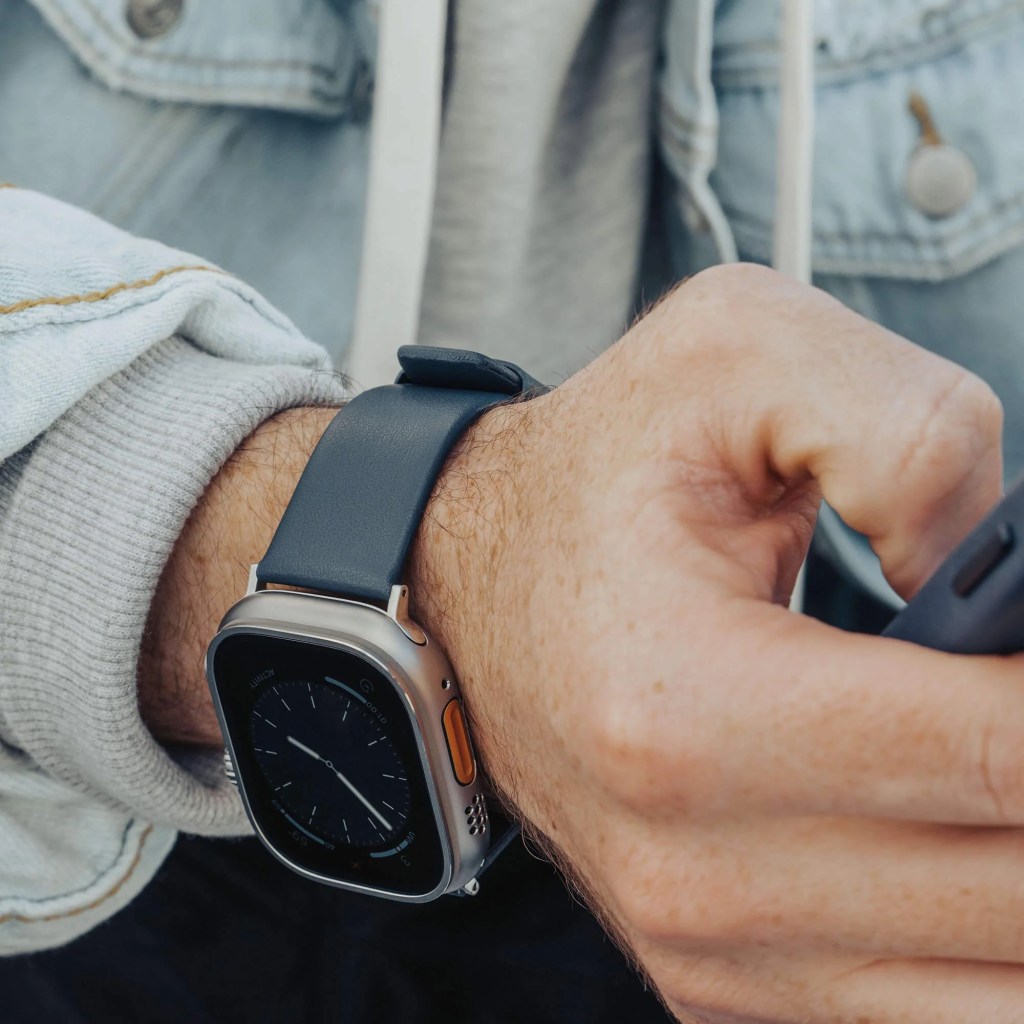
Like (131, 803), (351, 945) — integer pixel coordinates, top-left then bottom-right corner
(655, 262), (847, 375)
(607, 841), (756, 948)
(659, 962), (765, 1024)
(688, 260), (780, 299)
(935, 369), (1002, 444)
(967, 709), (1022, 825)
(578, 690), (714, 814)
(605, 849), (672, 940)
(679, 264), (780, 343)
(578, 691), (657, 793)
(962, 372), (1004, 437)
(663, 978), (741, 1022)
(607, 848), (691, 944)
(646, 263), (782, 360)
(893, 366), (1003, 483)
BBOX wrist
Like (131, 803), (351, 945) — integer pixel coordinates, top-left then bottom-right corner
(406, 398), (546, 803)
(139, 406), (338, 746)
(141, 390), (537, 767)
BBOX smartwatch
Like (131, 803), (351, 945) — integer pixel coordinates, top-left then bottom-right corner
(206, 346), (546, 901)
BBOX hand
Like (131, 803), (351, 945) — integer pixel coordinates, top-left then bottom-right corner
(409, 264), (1024, 1023)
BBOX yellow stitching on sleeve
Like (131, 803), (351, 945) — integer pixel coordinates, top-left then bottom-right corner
(0, 824), (155, 926)
(0, 264), (223, 316)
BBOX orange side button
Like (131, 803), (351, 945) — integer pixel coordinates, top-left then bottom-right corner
(442, 699), (476, 786)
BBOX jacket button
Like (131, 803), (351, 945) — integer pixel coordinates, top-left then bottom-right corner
(905, 143), (976, 218)
(126, 0), (184, 40)
(904, 91), (976, 219)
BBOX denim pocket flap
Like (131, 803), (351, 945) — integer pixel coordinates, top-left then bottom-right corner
(706, 0), (1024, 280)
(28, 0), (373, 118)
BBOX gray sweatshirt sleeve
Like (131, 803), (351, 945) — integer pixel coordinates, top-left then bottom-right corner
(0, 188), (349, 952)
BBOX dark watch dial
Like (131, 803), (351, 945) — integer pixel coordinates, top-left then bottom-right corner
(210, 633), (448, 897)
(250, 678), (412, 849)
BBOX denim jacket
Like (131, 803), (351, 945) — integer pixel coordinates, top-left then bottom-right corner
(3, 0), (1024, 953)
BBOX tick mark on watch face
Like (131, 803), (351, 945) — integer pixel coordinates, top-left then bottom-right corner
(253, 679), (411, 849)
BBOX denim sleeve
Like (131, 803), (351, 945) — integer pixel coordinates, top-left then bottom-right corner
(0, 187), (349, 953)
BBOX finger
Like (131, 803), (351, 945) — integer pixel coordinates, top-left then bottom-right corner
(616, 600), (1024, 826)
(642, 265), (1005, 597)
(824, 958), (1024, 1024)
(648, 948), (1024, 1024)
(619, 815), (1024, 965)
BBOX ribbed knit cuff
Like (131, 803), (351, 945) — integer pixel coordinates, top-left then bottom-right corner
(0, 336), (348, 836)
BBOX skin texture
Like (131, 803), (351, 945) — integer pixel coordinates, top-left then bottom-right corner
(142, 264), (1024, 1023)
(140, 405), (339, 745)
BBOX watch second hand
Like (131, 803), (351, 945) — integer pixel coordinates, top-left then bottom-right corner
(286, 735), (393, 831)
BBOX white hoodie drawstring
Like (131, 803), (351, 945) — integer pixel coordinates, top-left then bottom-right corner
(775, 0), (816, 611)
(774, 0), (816, 285)
(346, 0), (448, 389)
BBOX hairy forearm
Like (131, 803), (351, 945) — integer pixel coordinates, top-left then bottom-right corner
(137, 396), (530, 764)
(139, 406), (338, 746)
(404, 398), (543, 804)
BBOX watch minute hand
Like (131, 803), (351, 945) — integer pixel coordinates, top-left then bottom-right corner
(332, 768), (393, 832)
(286, 734), (393, 832)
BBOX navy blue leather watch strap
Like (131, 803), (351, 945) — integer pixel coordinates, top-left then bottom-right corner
(257, 346), (546, 602)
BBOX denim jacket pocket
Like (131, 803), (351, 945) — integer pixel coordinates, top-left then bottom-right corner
(27, 0), (374, 117)
(705, 0), (1024, 282)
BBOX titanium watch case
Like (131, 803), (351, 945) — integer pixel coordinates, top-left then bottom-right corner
(206, 577), (489, 902)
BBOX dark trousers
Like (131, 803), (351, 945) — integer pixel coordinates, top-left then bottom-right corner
(3, 832), (671, 1023)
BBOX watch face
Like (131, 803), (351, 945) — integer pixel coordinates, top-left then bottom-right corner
(211, 632), (448, 897)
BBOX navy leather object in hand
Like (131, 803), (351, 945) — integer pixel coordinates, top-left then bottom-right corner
(883, 476), (1024, 654)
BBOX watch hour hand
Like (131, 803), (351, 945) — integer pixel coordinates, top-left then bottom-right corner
(286, 735), (323, 762)
(331, 768), (393, 831)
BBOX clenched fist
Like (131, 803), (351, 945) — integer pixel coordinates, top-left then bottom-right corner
(411, 264), (1020, 1023)
(147, 263), (1016, 1024)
